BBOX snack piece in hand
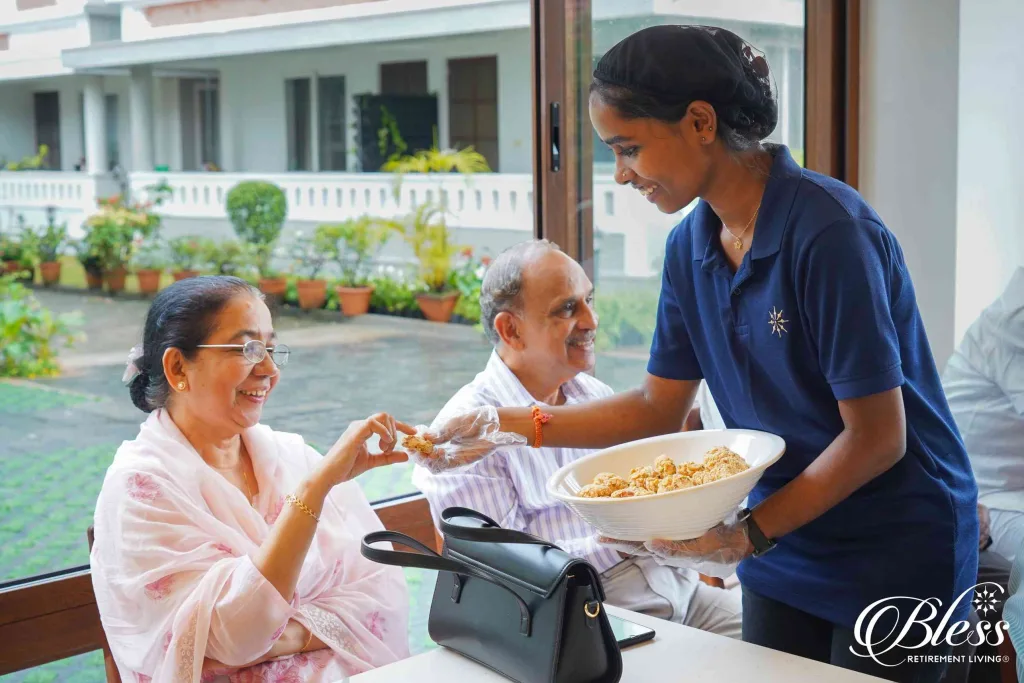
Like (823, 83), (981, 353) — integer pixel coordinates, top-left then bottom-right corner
(402, 434), (436, 457)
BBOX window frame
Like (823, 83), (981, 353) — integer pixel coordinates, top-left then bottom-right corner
(1, 2), (858, 673)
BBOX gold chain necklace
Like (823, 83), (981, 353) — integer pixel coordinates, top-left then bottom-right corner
(212, 451), (255, 505)
(723, 205), (760, 250)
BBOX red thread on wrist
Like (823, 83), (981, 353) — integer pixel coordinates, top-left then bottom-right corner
(531, 405), (552, 448)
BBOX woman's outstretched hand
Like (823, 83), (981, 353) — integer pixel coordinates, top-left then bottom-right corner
(318, 412), (415, 487)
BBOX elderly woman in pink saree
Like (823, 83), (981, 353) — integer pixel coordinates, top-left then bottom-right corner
(91, 276), (413, 683)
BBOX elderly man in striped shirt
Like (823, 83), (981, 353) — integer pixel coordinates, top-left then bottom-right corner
(412, 239), (742, 638)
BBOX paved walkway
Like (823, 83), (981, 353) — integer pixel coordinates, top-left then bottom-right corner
(0, 290), (647, 682)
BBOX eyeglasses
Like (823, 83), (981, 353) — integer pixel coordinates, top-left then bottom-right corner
(197, 340), (291, 367)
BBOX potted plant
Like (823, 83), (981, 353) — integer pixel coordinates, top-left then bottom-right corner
(398, 202), (462, 323)
(31, 212), (68, 287)
(131, 237), (167, 295)
(381, 143), (491, 174)
(288, 231), (332, 310)
(225, 181), (287, 297)
(207, 239), (256, 279)
(73, 240), (104, 290)
(0, 231), (28, 278)
(168, 236), (211, 281)
(4, 144), (49, 172)
(316, 216), (396, 316)
(83, 195), (160, 294)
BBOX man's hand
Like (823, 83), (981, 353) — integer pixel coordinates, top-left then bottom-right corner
(978, 503), (992, 551)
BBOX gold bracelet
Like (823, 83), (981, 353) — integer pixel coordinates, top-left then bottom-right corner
(285, 493), (320, 523)
(301, 626), (314, 652)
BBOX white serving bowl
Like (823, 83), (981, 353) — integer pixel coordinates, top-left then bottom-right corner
(547, 429), (786, 542)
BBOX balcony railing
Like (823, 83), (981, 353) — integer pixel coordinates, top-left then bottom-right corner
(0, 170), (686, 278)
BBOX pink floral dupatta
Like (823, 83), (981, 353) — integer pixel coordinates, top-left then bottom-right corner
(90, 410), (410, 683)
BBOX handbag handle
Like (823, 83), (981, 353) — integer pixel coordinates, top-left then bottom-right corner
(361, 530), (533, 636)
(440, 507), (559, 548)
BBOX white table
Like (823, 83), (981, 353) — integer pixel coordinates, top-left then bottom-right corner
(350, 604), (886, 682)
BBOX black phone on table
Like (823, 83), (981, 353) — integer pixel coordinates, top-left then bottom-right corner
(608, 613), (656, 649)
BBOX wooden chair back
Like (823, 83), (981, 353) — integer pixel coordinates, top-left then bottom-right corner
(86, 526), (122, 683)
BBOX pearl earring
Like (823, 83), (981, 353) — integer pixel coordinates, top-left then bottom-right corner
(177, 381), (187, 391)
(701, 137), (707, 143)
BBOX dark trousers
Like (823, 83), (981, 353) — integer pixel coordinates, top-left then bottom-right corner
(742, 586), (952, 683)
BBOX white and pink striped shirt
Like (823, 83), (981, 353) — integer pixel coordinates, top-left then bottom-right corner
(412, 351), (622, 573)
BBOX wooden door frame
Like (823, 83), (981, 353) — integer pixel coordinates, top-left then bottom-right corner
(805, 0), (860, 187)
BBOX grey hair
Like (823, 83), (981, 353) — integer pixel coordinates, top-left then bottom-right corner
(480, 239), (562, 346)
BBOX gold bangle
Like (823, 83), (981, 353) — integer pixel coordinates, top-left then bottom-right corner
(301, 626), (314, 652)
(285, 493), (320, 523)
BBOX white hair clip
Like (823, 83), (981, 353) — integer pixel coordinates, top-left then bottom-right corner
(122, 344), (144, 385)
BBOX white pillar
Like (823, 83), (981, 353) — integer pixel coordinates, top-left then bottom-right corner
(129, 65), (155, 171)
(83, 75), (108, 176)
(427, 56), (449, 149)
(310, 72), (321, 172)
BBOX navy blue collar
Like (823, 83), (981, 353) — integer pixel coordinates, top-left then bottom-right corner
(692, 145), (803, 269)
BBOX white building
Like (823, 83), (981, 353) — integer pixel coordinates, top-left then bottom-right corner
(0, 0), (804, 279)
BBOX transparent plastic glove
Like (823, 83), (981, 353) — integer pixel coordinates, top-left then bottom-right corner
(642, 510), (753, 579)
(410, 406), (528, 473)
(595, 536), (656, 559)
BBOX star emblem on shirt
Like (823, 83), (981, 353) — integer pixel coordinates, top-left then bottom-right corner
(769, 307), (788, 337)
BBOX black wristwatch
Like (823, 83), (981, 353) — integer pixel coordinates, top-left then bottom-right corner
(740, 507), (777, 558)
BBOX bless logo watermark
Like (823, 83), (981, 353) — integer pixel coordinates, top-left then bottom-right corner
(851, 582), (1011, 668)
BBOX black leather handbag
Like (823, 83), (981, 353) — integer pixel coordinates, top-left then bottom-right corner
(361, 507), (623, 683)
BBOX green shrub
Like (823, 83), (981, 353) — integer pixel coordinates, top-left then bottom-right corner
(594, 286), (660, 351)
(370, 275), (420, 314)
(225, 181), (287, 277)
(0, 275), (82, 378)
(167, 236), (214, 271)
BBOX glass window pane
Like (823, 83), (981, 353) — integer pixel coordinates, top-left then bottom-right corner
(0, 650), (106, 683)
(587, 7), (806, 369)
(285, 77), (311, 171)
(2, 6), (530, 673)
(317, 75), (347, 171)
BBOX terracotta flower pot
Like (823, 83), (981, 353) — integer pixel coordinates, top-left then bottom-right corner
(136, 269), (162, 295)
(39, 261), (62, 286)
(104, 266), (128, 294)
(85, 270), (104, 290)
(172, 270), (199, 282)
(416, 291), (460, 323)
(335, 285), (375, 317)
(259, 277), (288, 299)
(2, 260), (19, 274)
(296, 279), (327, 310)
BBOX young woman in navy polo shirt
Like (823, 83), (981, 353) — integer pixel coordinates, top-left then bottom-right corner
(425, 26), (979, 681)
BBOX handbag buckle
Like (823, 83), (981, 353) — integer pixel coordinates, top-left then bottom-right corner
(584, 600), (601, 618)
(451, 574), (464, 603)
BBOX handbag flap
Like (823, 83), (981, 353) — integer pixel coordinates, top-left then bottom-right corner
(443, 513), (606, 600)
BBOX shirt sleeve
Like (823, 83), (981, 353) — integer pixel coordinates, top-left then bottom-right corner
(992, 321), (1024, 417)
(799, 218), (905, 401)
(647, 233), (703, 381)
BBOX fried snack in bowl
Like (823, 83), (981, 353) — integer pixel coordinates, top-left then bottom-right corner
(585, 447), (749, 499)
(546, 429), (786, 541)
